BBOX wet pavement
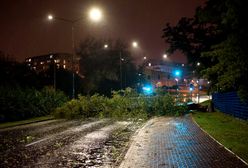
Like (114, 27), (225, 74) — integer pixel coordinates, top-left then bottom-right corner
(0, 118), (140, 168)
(119, 116), (248, 168)
(1, 116), (247, 168)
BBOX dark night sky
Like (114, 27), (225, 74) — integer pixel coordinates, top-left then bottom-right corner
(0, 0), (205, 63)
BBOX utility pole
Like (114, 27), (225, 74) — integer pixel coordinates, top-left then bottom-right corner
(72, 25), (75, 99)
(120, 51), (122, 90)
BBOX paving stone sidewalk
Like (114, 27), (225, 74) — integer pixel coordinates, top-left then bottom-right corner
(119, 116), (248, 168)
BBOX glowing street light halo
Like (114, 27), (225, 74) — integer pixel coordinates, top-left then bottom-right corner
(104, 44), (108, 49)
(47, 14), (53, 20)
(163, 54), (167, 59)
(89, 7), (103, 22)
(132, 41), (138, 48)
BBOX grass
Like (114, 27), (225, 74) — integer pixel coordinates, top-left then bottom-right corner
(200, 100), (210, 106)
(192, 111), (248, 163)
(0, 116), (54, 129)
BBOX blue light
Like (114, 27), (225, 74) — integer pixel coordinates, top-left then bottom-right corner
(142, 85), (153, 95)
(189, 87), (193, 91)
(174, 70), (181, 77)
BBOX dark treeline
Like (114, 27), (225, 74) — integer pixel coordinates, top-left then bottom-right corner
(0, 38), (141, 122)
(0, 51), (69, 122)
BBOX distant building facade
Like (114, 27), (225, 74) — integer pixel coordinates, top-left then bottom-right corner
(25, 53), (80, 74)
(144, 62), (188, 87)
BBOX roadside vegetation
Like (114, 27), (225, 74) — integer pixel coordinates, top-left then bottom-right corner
(53, 88), (188, 120)
(0, 86), (68, 122)
(192, 111), (248, 163)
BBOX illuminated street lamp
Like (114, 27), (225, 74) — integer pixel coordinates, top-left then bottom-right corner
(104, 44), (108, 49)
(89, 8), (102, 22)
(163, 54), (167, 59)
(148, 62), (151, 67)
(132, 41), (138, 48)
(47, 14), (53, 20)
(47, 7), (103, 98)
(143, 56), (147, 60)
(197, 62), (201, 66)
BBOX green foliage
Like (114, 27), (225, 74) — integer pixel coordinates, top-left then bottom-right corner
(162, 0), (248, 99)
(0, 87), (68, 122)
(201, 0), (248, 99)
(193, 111), (248, 162)
(53, 88), (188, 120)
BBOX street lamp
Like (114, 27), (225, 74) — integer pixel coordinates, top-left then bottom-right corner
(47, 7), (103, 98)
(104, 44), (108, 49)
(119, 41), (139, 89)
(163, 54), (167, 59)
(89, 8), (102, 22)
(132, 41), (138, 48)
(47, 15), (53, 20)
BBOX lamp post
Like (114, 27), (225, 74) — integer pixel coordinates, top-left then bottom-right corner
(119, 41), (138, 90)
(47, 7), (103, 98)
(120, 51), (123, 89)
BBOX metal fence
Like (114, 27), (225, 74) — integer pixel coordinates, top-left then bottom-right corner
(212, 92), (248, 120)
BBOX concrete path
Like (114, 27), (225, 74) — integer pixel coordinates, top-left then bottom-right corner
(119, 116), (248, 168)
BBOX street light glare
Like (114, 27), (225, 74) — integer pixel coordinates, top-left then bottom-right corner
(163, 54), (167, 59)
(48, 14), (53, 20)
(104, 44), (108, 48)
(132, 41), (138, 48)
(89, 7), (102, 22)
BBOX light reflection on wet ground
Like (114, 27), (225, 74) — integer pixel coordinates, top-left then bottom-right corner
(120, 116), (248, 168)
(0, 119), (139, 168)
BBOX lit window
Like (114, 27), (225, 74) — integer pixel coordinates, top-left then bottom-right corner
(29, 59), (31, 62)
(40, 62), (44, 65)
(63, 60), (66, 64)
(33, 66), (36, 70)
(50, 55), (53, 59)
(63, 65), (66, 69)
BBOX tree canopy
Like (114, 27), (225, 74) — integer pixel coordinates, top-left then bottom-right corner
(77, 38), (138, 96)
(162, 0), (248, 99)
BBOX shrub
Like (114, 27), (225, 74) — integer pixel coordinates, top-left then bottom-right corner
(0, 86), (68, 122)
(53, 88), (188, 120)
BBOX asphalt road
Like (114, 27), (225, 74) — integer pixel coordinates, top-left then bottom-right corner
(0, 118), (139, 168)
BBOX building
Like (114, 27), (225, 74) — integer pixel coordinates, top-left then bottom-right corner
(144, 62), (188, 87)
(25, 53), (80, 74)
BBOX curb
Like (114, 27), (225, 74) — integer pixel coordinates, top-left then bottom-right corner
(190, 113), (248, 166)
